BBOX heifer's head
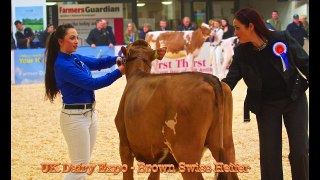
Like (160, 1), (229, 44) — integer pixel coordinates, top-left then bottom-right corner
(121, 39), (167, 76)
(199, 23), (212, 39)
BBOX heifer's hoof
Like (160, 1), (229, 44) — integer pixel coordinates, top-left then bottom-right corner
(216, 172), (239, 180)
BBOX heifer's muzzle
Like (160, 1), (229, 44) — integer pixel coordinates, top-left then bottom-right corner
(117, 56), (151, 69)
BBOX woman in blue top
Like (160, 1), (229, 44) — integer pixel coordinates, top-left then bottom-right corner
(44, 24), (125, 180)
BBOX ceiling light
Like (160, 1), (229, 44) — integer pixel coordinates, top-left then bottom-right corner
(137, 3), (145, 7)
(46, 2), (57, 6)
(161, 1), (172, 5)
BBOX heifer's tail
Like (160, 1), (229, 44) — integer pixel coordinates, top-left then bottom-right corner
(216, 77), (225, 161)
(203, 74), (225, 154)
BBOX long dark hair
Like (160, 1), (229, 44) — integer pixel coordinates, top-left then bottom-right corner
(44, 24), (74, 103)
(221, 18), (230, 26)
(234, 8), (271, 40)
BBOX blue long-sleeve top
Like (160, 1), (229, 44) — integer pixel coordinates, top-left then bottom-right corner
(54, 52), (122, 104)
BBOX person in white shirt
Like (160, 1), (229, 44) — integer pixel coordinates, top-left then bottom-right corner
(209, 20), (224, 78)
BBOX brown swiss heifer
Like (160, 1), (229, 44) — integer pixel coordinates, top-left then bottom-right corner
(115, 39), (239, 180)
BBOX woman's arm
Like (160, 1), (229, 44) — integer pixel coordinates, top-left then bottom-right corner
(56, 62), (122, 91)
(221, 48), (243, 90)
(73, 54), (118, 71)
(284, 30), (309, 80)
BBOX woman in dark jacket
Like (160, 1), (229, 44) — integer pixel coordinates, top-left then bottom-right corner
(221, 18), (235, 39)
(40, 24), (55, 48)
(222, 8), (309, 180)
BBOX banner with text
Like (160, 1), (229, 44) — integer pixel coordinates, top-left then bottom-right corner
(58, 3), (123, 19)
(58, 3), (123, 46)
(146, 31), (236, 78)
(152, 42), (213, 74)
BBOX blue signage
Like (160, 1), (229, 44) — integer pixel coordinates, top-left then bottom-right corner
(14, 48), (45, 84)
(13, 46), (116, 85)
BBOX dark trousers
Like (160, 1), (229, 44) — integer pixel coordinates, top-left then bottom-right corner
(256, 93), (309, 180)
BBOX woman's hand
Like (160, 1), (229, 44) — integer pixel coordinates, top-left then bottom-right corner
(118, 65), (126, 75)
(116, 56), (123, 67)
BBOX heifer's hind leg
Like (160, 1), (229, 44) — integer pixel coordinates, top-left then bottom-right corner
(206, 83), (239, 180)
(147, 171), (160, 180)
(206, 120), (227, 179)
(219, 83), (239, 180)
(172, 141), (205, 180)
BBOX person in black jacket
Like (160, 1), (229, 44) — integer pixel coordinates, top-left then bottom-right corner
(286, 14), (308, 47)
(221, 18), (235, 39)
(101, 19), (116, 48)
(176, 17), (196, 31)
(39, 24), (55, 48)
(14, 20), (36, 49)
(86, 19), (116, 48)
(158, 20), (170, 31)
(222, 8), (309, 180)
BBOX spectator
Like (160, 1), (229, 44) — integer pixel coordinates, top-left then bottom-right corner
(39, 24), (55, 48)
(206, 19), (215, 42)
(158, 20), (169, 31)
(286, 14), (308, 47)
(266, 10), (282, 31)
(209, 19), (224, 78)
(299, 15), (309, 36)
(210, 19), (224, 45)
(86, 19), (115, 48)
(221, 18), (235, 39)
(124, 22), (138, 45)
(176, 17), (195, 31)
(14, 20), (36, 49)
(208, 19), (214, 29)
(101, 18), (116, 48)
(138, 23), (151, 40)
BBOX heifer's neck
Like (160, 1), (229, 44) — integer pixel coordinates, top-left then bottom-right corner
(125, 60), (151, 81)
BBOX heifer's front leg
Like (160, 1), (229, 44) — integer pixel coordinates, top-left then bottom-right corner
(115, 96), (134, 180)
(119, 139), (134, 180)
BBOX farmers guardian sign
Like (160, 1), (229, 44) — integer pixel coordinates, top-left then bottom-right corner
(58, 4), (123, 19)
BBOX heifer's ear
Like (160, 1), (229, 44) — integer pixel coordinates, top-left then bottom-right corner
(154, 47), (167, 60)
(121, 46), (128, 58)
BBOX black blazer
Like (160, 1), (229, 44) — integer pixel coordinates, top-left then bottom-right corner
(39, 31), (51, 48)
(222, 30), (309, 116)
(86, 26), (116, 46)
(105, 26), (116, 45)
